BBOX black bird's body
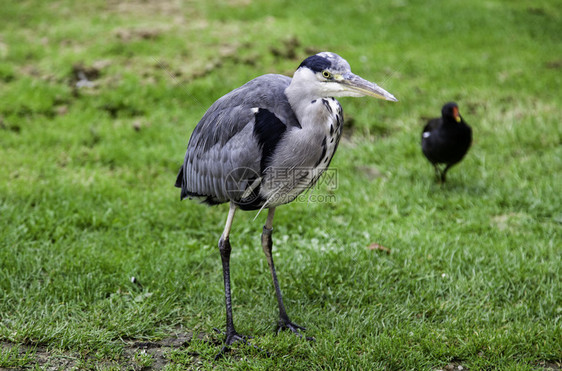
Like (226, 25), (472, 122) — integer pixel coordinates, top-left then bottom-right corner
(421, 102), (472, 182)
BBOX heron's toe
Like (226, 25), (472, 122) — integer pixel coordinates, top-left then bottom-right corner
(277, 319), (314, 341)
(214, 329), (270, 359)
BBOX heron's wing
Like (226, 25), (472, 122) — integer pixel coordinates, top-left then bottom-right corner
(176, 74), (299, 205)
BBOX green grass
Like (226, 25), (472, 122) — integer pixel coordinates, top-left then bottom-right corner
(1, 0), (561, 369)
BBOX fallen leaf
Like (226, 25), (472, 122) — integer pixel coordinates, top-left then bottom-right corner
(367, 243), (390, 254)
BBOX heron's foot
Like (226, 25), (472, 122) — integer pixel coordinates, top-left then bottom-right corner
(277, 319), (315, 341)
(215, 333), (247, 360)
(213, 328), (270, 359)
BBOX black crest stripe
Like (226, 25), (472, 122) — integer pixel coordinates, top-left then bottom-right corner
(299, 55), (331, 73)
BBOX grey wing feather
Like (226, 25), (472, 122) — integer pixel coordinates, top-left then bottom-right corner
(176, 74), (298, 204)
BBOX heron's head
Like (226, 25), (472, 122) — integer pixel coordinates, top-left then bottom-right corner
(293, 52), (398, 102)
(442, 102), (462, 123)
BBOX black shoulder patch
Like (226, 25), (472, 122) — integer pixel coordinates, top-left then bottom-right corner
(253, 108), (287, 172)
(299, 55), (331, 73)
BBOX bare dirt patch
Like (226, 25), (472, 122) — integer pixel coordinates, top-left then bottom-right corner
(0, 332), (213, 370)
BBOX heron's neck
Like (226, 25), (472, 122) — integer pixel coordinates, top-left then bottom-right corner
(286, 91), (312, 122)
(285, 73), (324, 124)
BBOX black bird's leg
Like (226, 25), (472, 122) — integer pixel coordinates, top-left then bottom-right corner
(441, 164), (451, 183)
(261, 208), (307, 337)
(433, 164), (442, 183)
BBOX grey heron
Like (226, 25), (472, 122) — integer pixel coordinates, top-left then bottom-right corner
(421, 102), (472, 182)
(175, 52), (397, 354)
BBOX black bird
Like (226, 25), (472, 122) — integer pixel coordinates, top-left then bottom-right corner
(421, 102), (472, 182)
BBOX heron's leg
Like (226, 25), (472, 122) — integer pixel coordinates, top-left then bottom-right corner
(216, 203), (246, 355)
(216, 203), (270, 359)
(261, 208), (306, 337)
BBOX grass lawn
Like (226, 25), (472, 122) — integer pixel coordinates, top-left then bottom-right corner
(1, 0), (560, 369)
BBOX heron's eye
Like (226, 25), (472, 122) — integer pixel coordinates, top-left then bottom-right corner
(322, 70), (332, 79)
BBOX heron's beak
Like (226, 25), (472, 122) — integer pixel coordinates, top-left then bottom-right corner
(341, 73), (398, 102)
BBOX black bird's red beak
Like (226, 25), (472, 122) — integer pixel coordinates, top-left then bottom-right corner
(453, 106), (461, 122)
